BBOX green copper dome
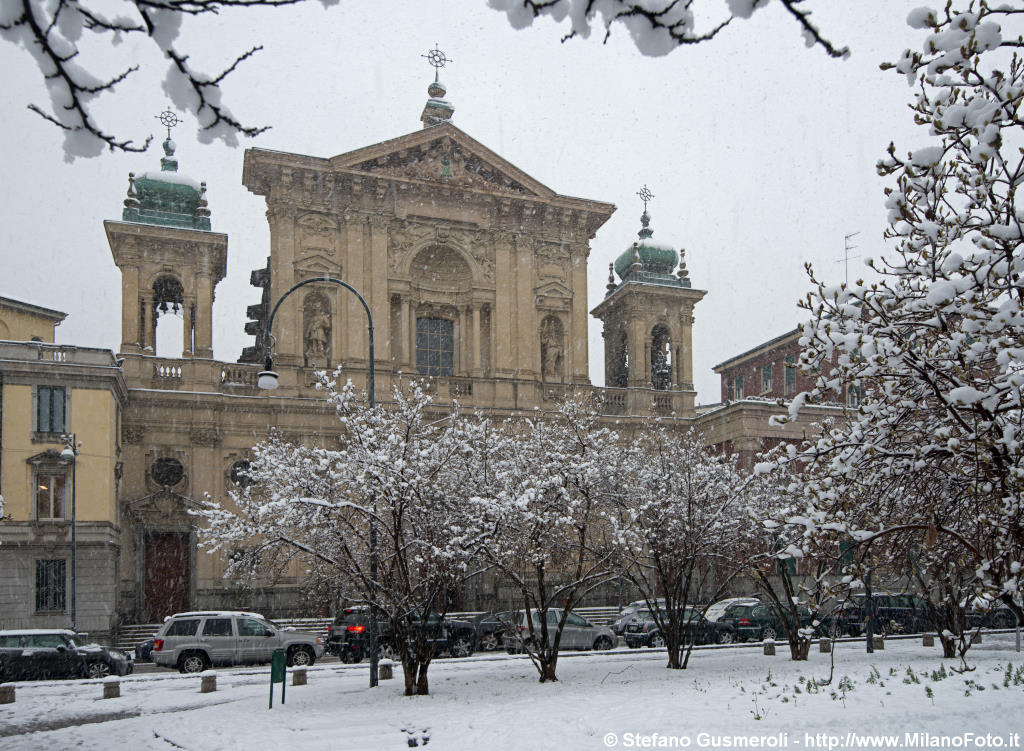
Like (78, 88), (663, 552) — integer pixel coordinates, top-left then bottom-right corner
(121, 139), (212, 231)
(611, 211), (690, 289)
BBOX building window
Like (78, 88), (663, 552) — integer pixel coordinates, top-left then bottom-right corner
(761, 364), (772, 393)
(37, 386), (66, 433)
(36, 471), (67, 519)
(151, 457), (184, 487)
(415, 317), (454, 376)
(847, 383), (864, 408)
(36, 559), (66, 612)
(732, 376), (744, 400)
(784, 356), (796, 395)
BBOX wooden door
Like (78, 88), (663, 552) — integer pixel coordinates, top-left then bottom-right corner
(144, 531), (190, 621)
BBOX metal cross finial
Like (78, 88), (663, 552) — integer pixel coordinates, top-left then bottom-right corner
(155, 108), (181, 140)
(422, 45), (452, 78)
(637, 185), (654, 212)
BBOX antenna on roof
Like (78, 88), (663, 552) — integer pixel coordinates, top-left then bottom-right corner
(836, 231), (861, 286)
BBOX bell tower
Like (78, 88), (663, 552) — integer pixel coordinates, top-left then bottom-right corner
(591, 187), (705, 413)
(104, 113), (227, 358)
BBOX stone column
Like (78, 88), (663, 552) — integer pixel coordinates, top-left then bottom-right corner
(182, 298), (195, 358)
(195, 272), (213, 358)
(471, 304), (482, 376)
(120, 264), (141, 353)
(680, 310), (695, 387)
(569, 245), (590, 383)
(405, 297), (416, 372)
(368, 215), (390, 362)
(492, 232), (514, 377)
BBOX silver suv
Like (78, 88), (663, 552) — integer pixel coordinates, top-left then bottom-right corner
(151, 611), (325, 673)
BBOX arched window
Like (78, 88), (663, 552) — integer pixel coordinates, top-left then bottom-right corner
(152, 275), (185, 357)
(650, 324), (672, 390)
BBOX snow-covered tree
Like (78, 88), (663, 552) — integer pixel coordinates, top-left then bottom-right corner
(469, 397), (620, 683)
(608, 425), (748, 669)
(772, 2), (1024, 658)
(198, 377), (481, 696)
(488, 0), (848, 59)
(0, 0), (336, 158)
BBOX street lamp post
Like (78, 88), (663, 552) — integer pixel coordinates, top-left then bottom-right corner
(256, 275), (380, 687)
(60, 433), (79, 632)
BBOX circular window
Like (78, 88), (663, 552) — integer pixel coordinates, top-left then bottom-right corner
(230, 460), (253, 487)
(151, 457), (184, 487)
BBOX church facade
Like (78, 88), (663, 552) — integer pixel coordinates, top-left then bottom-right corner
(0, 77), (831, 638)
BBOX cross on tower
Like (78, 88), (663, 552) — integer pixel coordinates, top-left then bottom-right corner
(422, 45), (452, 80)
(637, 185), (654, 213)
(155, 108), (181, 140)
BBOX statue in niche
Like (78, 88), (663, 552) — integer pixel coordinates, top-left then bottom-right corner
(540, 317), (565, 382)
(303, 298), (331, 368)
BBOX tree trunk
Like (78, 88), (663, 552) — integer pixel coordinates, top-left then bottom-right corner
(538, 652), (559, 683)
(788, 637), (810, 661)
(940, 636), (956, 659)
(415, 661), (430, 695)
(403, 657), (417, 696)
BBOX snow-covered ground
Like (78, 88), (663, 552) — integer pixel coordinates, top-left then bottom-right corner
(2, 635), (1022, 750)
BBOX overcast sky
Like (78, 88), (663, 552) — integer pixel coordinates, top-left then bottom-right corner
(0, 0), (929, 403)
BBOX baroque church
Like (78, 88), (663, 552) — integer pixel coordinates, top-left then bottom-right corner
(0, 69), (832, 639)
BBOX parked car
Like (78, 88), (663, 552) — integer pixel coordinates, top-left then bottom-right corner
(704, 597), (760, 622)
(470, 611), (519, 652)
(0, 629), (133, 681)
(623, 608), (735, 648)
(834, 594), (932, 637)
(151, 611), (324, 673)
(504, 609), (616, 653)
(719, 602), (822, 642)
(327, 608), (475, 662)
(965, 596), (1021, 630)
(610, 599), (667, 636)
(135, 638), (154, 662)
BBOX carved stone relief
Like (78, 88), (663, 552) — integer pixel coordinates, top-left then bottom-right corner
(303, 291), (331, 368)
(540, 315), (565, 383)
(355, 139), (530, 195)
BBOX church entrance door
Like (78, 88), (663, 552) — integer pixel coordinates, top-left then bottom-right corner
(144, 531), (190, 621)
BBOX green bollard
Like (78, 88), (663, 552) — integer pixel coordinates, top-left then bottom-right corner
(269, 649), (286, 708)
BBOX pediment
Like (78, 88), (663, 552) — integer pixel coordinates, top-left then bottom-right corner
(27, 449), (66, 465)
(295, 257), (338, 275)
(123, 490), (202, 521)
(329, 123), (556, 199)
(535, 280), (572, 299)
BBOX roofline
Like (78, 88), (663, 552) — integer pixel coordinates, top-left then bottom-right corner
(0, 295), (67, 324)
(712, 327), (801, 372)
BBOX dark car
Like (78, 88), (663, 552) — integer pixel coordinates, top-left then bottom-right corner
(965, 598), (1020, 630)
(720, 603), (822, 642)
(835, 594), (933, 637)
(470, 611), (519, 652)
(327, 608), (474, 662)
(623, 608), (734, 648)
(0, 629), (133, 681)
(135, 638), (154, 662)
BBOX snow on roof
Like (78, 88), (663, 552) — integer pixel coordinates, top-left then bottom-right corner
(164, 610), (265, 621)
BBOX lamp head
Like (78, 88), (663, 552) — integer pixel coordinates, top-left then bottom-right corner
(257, 370), (280, 390)
(60, 445), (76, 461)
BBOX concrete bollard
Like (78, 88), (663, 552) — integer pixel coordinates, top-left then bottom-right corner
(200, 674), (217, 693)
(102, 680), (120, 699)
(763, 642), (776, 656)
(922, 634), (935, 647)
(819, 638), (832, 654)
(379, 659), (394, 680)
(873, 636), (885, 650)
(292, 668), (307, 686)
(0, 685), (14, 704)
